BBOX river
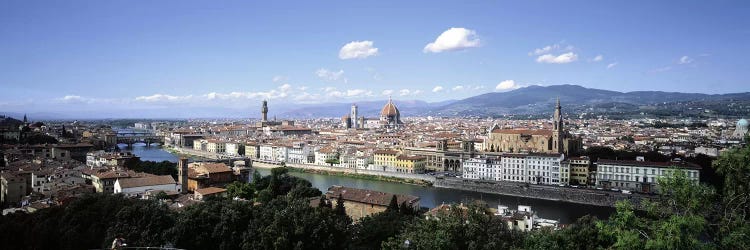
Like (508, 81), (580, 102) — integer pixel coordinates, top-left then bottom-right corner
(121, 145), (613, 224)
(116, 143), (178, 163)
(256, 168), (614, 224)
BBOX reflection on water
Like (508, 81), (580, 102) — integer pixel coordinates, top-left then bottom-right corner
(116, 143), (178, 163)
(257, 168), (614, 224)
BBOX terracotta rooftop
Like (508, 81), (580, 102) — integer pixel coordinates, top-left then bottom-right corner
(194, 187), (227, 196)
(117, 175), (175, 189)
(491, 129), (553, 136)
(192, 163), (232, 174)
(326, 185), (419, 207)
(373, 149), (399, 155)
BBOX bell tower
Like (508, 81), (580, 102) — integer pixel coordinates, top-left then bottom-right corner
(552, 98), (564, 153)
(261, 100), (268, 122)
(351, 104), (358, 129)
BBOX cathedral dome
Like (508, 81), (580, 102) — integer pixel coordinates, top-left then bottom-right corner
(381, 98), (400, 117)
(738, 119), (749, 129)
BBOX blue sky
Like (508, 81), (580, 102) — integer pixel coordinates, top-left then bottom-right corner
(1, 0), (748, 115)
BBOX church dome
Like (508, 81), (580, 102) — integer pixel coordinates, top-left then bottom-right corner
(381, 98), (400, 117)
(738, 119), (749, 129)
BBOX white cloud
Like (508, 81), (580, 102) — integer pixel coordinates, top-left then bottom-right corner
(423, 27), (480, 53)
(325, 88), (373, 98)
(607, 62), (618, 69)
(278, 83), (292, 92)
(452, 85), (464, 91)
(272, 75), (287, 83)
(57, 95), (100, 104)
(339, 40), (379, 59)
(529, 44), (561, 56)
(397, 89), (423, 96)
(135, 94), (193, 103)
(536, 52), (579, 64)
(432, 86), (444, 92)
(592, 54), (603, 62)
(529, 43), (576, 56)
(495, 80), (521, 92)
(382, 89), (394, 96)
(678, 56), (693, 64)
(315, 68), (345, 81)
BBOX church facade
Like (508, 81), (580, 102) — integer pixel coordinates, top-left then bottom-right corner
(484, 99), (580, 155)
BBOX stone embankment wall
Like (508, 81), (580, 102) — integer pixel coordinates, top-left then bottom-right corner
(253, 162), (437, 182)
(434, 177), (651, 208)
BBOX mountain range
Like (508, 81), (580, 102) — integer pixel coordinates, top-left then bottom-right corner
(276, 84), (750, 119)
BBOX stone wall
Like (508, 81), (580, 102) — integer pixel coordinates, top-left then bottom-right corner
(434, 177), (652, 208)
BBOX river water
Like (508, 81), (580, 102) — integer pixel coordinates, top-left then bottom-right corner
(116, 143), (178, 163)
(256, 168), (614, 224)
(122, 145), (614, 224)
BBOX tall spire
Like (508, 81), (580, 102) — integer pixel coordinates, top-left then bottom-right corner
(23, 114), (27, 123)
(261, 100), (268, 122)
(556, 97), (561, 108)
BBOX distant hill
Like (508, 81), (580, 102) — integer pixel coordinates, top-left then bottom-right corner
(0, 115), (23, 128)
(428, 84), (750, 117)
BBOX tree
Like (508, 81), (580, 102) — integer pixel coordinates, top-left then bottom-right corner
(596, 169), (715, 249)
(317, 195), (331, 209)
(105, 200), (175, 248)
(333, 194), (346, 216)
(711, 145), (750, 248)
(382, 204), (524, 249)
(226, 181), (254, 200)
(385, 195), (399, 213)
(350, 209), (418, 250)
(399, 201), (415, 216)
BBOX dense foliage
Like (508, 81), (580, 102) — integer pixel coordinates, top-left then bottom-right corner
(2, 143), (750, 249)
(128, 160), (178, 179)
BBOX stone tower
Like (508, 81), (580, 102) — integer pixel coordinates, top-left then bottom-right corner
(178, 158), (189, 194)
(351, 104), (359, 129)
(261, 100), (268, 122)
(552, 98), (564, 154)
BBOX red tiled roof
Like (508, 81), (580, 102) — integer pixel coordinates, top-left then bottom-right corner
(326, 186), (419, 207)
(490, 129), (553, 136)
(117, 175), (175, 188)
(373, 149), (399, 155)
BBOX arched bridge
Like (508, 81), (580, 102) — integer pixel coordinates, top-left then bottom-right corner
(117, 131), (164, 147)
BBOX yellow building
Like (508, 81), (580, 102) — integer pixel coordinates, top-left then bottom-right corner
(395, 155), (427, 173)
(568, 157), (591, 186)
(244, 142), (258, 159)
(374, 149), (399, 169)
(206, 140), (226, 153)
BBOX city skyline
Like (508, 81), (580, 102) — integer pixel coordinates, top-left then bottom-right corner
(2, 1), (749, 115)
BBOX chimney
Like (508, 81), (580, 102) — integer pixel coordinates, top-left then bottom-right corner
(178, 158), (189, 194)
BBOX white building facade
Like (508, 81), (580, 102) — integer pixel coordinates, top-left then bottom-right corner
(596, 159), (700, 192)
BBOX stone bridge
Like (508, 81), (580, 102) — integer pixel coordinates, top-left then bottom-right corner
(117, 131), (164, 147)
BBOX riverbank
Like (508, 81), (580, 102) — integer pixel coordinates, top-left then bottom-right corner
(252, 161), (432, 186)
(434, 177), (653, 208)
(288, 167), (432, 186)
